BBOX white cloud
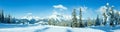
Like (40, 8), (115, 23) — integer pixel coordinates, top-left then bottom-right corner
(53, 4), (67, 10)
(97, 6), (107, 13)
(52, 4), (67, 15)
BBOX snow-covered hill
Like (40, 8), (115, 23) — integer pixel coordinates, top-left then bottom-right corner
(0, 24), (120, 32)
(0, 24), (106, 32)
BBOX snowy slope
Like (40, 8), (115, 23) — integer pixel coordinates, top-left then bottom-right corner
(0, 24), (46, 32)
(112, 29), (120, 32)
(0, 24), (106, 32)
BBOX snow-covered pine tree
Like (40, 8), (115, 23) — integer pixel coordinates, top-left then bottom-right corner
(118, 12), (120, 25)
(87, 17), (92, 26)
(48, 18), (56, 25)
(7, 14), (12, 23)
(115, 11), (119, 25)
(102, 12), (107, 25)
(79, 8), (84, 27)
(48, 19), (53, 25)
(109, 6), (115, 27)
(0, 10), (2, 23)
(71, 9), (78, 27)
(93, 19), (96, 26)
(95, 15), (100, 26)
(0, 9), (4, 23)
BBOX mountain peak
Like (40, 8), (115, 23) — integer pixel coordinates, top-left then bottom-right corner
(21, 13), (40, 21)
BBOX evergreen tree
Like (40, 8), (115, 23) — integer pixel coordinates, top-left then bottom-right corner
(115, 11), (119, 25)
(109, 6), (115, 27)
(71, 9), (78, 27)
(7, 14), (11, 23)
(93, 19), (96, 26)
(2, 10), (4, 23)
(0, 10), (4, 23)
(87, 17), (92, 26)
(48, 19), (52, 25)
(79, 8), (84, 27)
(95, 15), (100, 26)
(0, 10), (2, 23)
(118, 15), (120, 25)
(102, 12), (107, 25)
(102, 3), (109, 26)
(48, 18), (56, 25)
(117, 12), (120, 25)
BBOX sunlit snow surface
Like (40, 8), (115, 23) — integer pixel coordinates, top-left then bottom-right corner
(0, 24), (120, 32)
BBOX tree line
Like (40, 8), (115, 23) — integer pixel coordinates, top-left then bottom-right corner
(0, 10), (12, 24)
(48, 3), (120, 27)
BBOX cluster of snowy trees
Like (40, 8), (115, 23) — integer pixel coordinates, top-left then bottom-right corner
(102, 3), (120, 27)
(48, 18), (71, 27)
(71, 8), (84, 27)
(0, 10), (12, 24)
(72, 3), (120, 27)
(71, 3), (120, 27)
(48, 3), (120, 27)
(0, 10), (39, 24)
(70, 8), (98, 27)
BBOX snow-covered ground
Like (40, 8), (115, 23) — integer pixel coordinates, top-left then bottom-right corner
(0, 24), (120, 32)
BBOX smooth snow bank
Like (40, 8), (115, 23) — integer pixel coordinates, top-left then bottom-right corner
(70, 28), (104, 32)
(0, 24), (106, 32)
(90, 25), (120, 32)
(43, 27), (67, 32)
(35, 25), (105, 32)
(112, 29), (120, 32)
(0, 24), (39, 28)
(0, 24), (46, 32)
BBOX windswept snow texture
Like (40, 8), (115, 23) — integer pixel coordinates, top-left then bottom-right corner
(0, 24), (120, 32)
(90, 24), (120, 32)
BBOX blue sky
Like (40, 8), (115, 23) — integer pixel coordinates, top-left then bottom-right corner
(0, 0), (120, 19)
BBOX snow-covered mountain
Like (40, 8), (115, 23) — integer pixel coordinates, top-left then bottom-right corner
(21, 13), (40, 21)
(19, 12), (83, 23)
(46, 11), (72, 22)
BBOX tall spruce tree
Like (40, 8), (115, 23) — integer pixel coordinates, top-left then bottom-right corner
(95, 15), (100, 26)
(0, 10), (4, 23)
(109, 6), (115, 27)
(115, 11), (119, 25)
(0, 10), (2, 23)
(102, 12), (107, 25)
(71, 9), (78, 27)
(87, 17), (92, 26)
(79, 8), (84, 27)
(7, 14), (11, 23)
